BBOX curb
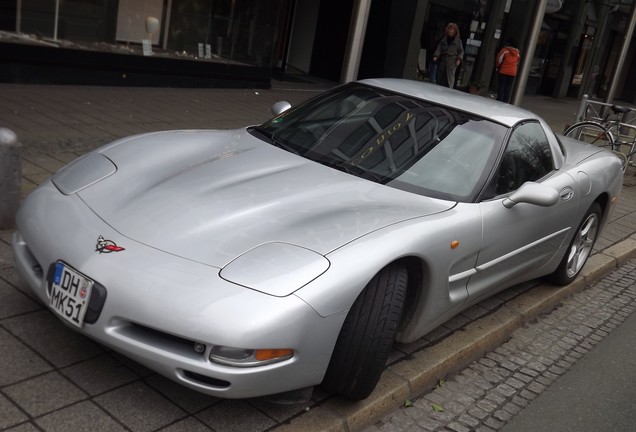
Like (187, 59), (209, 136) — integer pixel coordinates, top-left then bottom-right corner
(275, 235), (636, 432)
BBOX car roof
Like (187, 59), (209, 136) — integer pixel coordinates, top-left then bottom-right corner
(357, 78), (540, 128)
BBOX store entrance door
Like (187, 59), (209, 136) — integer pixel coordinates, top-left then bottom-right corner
(420, 4), (473, 88)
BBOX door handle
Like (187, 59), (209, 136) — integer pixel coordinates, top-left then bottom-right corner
(560, 187), (574, 201)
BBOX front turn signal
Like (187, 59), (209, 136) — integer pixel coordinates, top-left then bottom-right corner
(255, 348), (294, 362)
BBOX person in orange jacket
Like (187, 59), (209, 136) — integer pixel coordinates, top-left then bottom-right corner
(495, 38), (520, 103)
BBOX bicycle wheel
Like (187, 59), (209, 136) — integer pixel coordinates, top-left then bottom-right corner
(564, 121), (614, 148)
(565, 122), (627, 171)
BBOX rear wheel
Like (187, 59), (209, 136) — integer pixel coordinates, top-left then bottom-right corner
(549, 202), (601, 286)
(321, 264), (407, 400)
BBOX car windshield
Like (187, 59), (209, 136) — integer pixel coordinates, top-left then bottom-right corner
(251, 83), (507, 201)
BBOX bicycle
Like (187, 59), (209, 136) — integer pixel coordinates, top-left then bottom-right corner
(563, 104), (636, 171)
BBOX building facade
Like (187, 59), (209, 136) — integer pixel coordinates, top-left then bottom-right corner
(0, 0), (286, 87)
(282, 0), (636, 103)
(1, 0), (635, 103)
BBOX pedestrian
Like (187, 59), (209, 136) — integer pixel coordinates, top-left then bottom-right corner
(495, 38), (520, 103)
(431, 23), (463, 89)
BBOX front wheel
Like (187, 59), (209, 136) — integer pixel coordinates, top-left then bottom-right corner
(321, 264), (407, 400)
(548, 202), (601, 286)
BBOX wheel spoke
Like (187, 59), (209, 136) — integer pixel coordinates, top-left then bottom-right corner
(567, 246), (580, 275)
(582, 237), (594, 248)
(580, 218), (595, 238)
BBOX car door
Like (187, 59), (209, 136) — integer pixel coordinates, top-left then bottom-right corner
(467, 121), (578, 301)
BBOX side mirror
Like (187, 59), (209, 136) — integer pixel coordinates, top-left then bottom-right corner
(271, 101), (292, 116)
(502, 182), (559, 208)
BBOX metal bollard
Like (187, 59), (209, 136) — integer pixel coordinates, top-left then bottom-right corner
(575, 94), (589, 123)
(0, 128), (22, 229)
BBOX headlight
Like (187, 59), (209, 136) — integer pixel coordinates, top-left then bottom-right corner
(51, 152), (116, 194)
(220, 242), (330, 296)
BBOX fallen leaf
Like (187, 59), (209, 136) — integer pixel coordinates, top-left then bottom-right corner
(431, 403), (445, 413)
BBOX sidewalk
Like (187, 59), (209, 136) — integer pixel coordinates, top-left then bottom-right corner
(1, 81), (635, 432)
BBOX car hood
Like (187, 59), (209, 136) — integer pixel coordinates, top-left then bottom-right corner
(77, 129), (454, 267)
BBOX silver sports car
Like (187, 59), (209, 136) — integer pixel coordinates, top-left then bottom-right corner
(12, 79), (623, 401)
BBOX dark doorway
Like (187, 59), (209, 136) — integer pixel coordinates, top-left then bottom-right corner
(309, 0), (354, 82)
(537, 18), (567, 96)
(419, 3), (472, 87)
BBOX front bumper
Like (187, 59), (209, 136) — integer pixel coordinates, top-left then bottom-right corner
(12, 181), (345, 398)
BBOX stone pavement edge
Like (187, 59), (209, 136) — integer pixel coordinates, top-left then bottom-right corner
(0, 81), (635, 432)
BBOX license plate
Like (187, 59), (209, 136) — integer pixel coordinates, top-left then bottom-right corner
(50, 262), (93, 328)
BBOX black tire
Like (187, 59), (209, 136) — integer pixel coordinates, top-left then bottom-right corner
(548, 202), (601, 286)
(321, 264), (407, 400)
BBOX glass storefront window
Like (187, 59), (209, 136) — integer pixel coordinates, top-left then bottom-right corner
(0, 0), (282, 69)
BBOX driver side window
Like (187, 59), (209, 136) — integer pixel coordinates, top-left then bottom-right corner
(496, 122), (553, 195)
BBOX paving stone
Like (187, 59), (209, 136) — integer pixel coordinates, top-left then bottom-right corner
(476, 399), (498, 413)
(35, 401), (126, 432)
(2, 422), (40, 432)
(502, 402), (522, 416)
(144, 374), (220, 415)
(0, 327), (52, 386)
(2, 310), (105, 368)
(457, 413), (480, 428)
(415, 416), (443, 431)
(4, 371), (87, 417)
(483, 417), (504, 430)
(0, 392), (28, 429)
(536, 375), (553, 387)
(511, 395), (529, 409)
(196, 400), (276, 432)
(95, 382), (186, 432)
(247, 398), (312, 424)
(0, 278), (40, 319)
(468, 406), (489, 420)
(493, 409), (513, 422)
(156, 417), (212, 432)
(511, 372), (532, 384)
(61, 354), (140, 396)
(448, 421), (471, 432)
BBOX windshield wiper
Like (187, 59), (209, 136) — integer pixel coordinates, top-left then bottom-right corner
(247, 126), (298, 154)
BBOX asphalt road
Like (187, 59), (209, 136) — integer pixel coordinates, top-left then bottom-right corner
(501, 305), (636, 432)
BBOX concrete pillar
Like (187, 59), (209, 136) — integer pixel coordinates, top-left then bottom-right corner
(553, 1), (587, 98)
(472, 0), (508, 91)
(511, 0), (547, 106)
(398, 0), (428, 79)
(0, 129), (21, 229)
(341, 0), (372, 83)
(605, 0), (636, 104)
(581, 2), (612, 97)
